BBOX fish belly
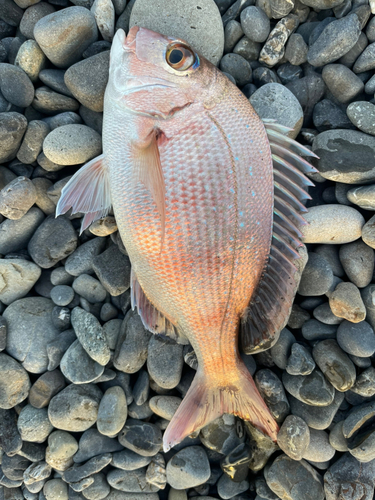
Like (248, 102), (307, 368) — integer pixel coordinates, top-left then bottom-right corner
(106, 95), (273, 370)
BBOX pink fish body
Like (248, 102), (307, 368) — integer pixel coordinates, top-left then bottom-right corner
(57, 27), (316, 451)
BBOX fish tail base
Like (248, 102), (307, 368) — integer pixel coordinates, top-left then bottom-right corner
(162, 363), (278, 452)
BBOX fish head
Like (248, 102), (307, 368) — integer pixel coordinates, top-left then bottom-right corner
(106, 27), (230, 119)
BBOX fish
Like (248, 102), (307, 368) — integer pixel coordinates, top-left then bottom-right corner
(56, 26), (317, 452)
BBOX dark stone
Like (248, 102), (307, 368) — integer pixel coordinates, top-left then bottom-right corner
(118, 419), (162, 457)
(286, 74), (326, 126)
(0, 408), (22, 456)
(220, 442), (251, 482)
(313, 99), (354, 132)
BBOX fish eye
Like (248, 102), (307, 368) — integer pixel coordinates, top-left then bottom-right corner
(166, 44), (196, 71)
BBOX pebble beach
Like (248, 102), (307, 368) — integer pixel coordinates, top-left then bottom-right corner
(1, 0), (375, 499)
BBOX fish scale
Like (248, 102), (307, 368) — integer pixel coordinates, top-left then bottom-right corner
(56, 26), (317, 451)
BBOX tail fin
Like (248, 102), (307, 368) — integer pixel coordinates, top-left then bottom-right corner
(162, 362), (279, 452)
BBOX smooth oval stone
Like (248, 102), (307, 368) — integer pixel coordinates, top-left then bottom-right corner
(107, 468), (159, 493)
(0, 352), (30, 409)
(339, 240), (374, 288)
(282, 369), (335, 406)
(0, 112), (28, 163)
(347, 101), (375, 137)
(277, 415), (310, 461)
(97, 386), (127, 437)
(302, 429), (335, 462)
(0, 259), (41, 305)
(353, 41), (375, 73)
(329, 282), (366, 323)
(298, 252), (333, 296)
(118, 419), (162, 457)
(0, 63), (35, 108)
(71, 307), (110, 366)
(129, 0), (224, 66)
(302, 205), (364, 244)
(166, 446), (211, 489)
(337, 320), (375, 357)
(60, 340), (104, 384)
(322, 64), (364, 104)
(342, 401), (375, 462)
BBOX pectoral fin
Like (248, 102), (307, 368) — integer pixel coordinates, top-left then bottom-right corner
(132, 132), (166, 248)
(56, 154), (111, 234)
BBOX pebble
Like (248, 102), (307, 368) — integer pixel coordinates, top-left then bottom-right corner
(64, 51), (109, 113)
(18, 3), (55, 40)
(277, 415), (310, 460)
(60, 339), (104, 383)
(145, 453), (166, 490)
(307, 14), (361, 67)
(0, 407), (23, 456)
(74, 429), (123, 464)
(0, 112), (28, 164)
(32, 178), (56, 215)
(351, 366), (375, 397)
(73, 274), (107, 304)
(270, 328), (295, 369)
(302, 429), (335, 462)
(313, 98), (354, 132)
(46, 329), (76, 371)
(90, 216), (117, 237)
(71, 307), (110, 366)
(220, 442), (251, 482)
(0, 64), (35, 108)
(353, 41), (375, 73)
(255, 369), (290, 422)
(233, 37), (261, 62)
(329, 421), (348, 452)
(32, 86), (79, 115)
(147, 336), (184, 390)
(285, 344), (315, 376)
(23, 461), (52, 487)
(337, 320), (375, 357)
(97, 386), (127, 437)
(91, 0), (115, 42)
(299, 253), (334, 297)
(81, 472), (110, 499)
(301, 205), (364, 243)
(0, 317), (6, 352)
(50, 285), (75, 307)
(259, 14), (299, 68)
(200, 414), (244, 455)
(43, 479), (68, 500)
(65, 237), (106, 277)
(240, 6), (270, 43)
(362, 214), (375, 249)
(92, 242), (131, 297)
(129, 0), (224, 66)
(324, 453), (375, 500)
(285, 33), (308, 65)
(2, 454), (31, 482)
(29, 369), (65, 409)
(34, 7), (98, 68)
(289, 390), (344, 430)
(342, 400), (375, 462)
(0, 352), (30, 409)
(149, 396), (181, 420)
(322, 64), (364, 104)
(119, 419), (162, 457)
(17, 405), (53, 443)
(329, 282), (366, 323)
(219, 53), (252, 86)
(43, 111), (82, 131)
(106, 468), (159, 493)
(312, 129), (375, 184)
(111, 449), (152, 471)
(166, 446), (210, 490)
(339, 31), (369, 67)
(283, 369), (335, 406)
(48, 383), (102, 432)
(4, 297), (60, 373)
(0, 176), (37, 220)
(348, 184), (375, 209)
(0, 259), (41, 305)
(224, 20), (243, 53)
(28, 215), (78, 269)
(250, 83), (303, 139)
(339, 240), (374, 288)
(312, 339), (356, 392)
(313, 302), (342, 325)
(217, 473), (249, 499)
(266, 455), (324, 500)
(14, 40), (46, 83)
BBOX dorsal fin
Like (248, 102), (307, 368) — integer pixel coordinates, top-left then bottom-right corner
(130, 269), (189, 345)
(240, 121), (317, 354)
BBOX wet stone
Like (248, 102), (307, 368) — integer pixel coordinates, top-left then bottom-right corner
(220, 442), (251, 482)
(92, 244), (131, 297)
(74, 429), (123, 464)
(107, 467), (159, 493)
(298, 253), (334, 296)
(283, 369), (335, 406)
(29, 369), (65, 409)
(329, 282), (366, 323)
(166, 446), (211, 490)
(286, 343), (315, 376)
(313, 339), (356, 392)
(277, 415), (310, 461)
(118, 419), (162, 457)
(270, 328), (295, 369)
(71, 307), (110, 366)
(289, 390), (344, 430)
(200, 414), (245, 455)
(255, 369), (290, 422)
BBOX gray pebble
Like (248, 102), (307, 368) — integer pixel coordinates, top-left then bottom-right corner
(313, 98), (354, 132)
(277, 415), (310, 461)
(0, 407), (23, 456)
(145, 453), (166, 490)
(271, 328), (295, 369)
(43, 124), (101, 166)
(100, 302), (118, 322)
(74, 429), (123, 464)
(255, 369), (290, 422)
(43, 111), (82, 130)
(217, 473), (249, 499)
(149, 396), (181, 421)
(224, 20), (243, 53)
(340, 241), (374, 289)
(90, 216), (117, 238)
(329, 421), (348, 452)
(19, 3), (55, 40)
(32, 86), (79, 115)
(29, 369), (65, 409)
(46, 328), (76, 371)
(37, 152), (65, 173)
(166, 446), (210, 490)
(314, 245), (345, 278)
(298, 252), (334, 296)
(0, 316), (6, 352)
(313, 302), (342, 325)
(32, 178), (56, 215)
(313, 339), (356, 392)
(97, 386), (127, 437)
(14, 39), (46, 84)
(45, 431), (76, 473)
(2, 454), (31, 482)
(65, 237), (106, 277)
(0, 176), (37, 220)
(342, 400), (375, 462)
(64, 51), (109, 113)
(353, 41), (375, 73)
(119, 419), (162, 457)
(302, 428), (335, 462)
(92, 243), (131, 297)
(111, 449), (152, 471)
(240, 6), (270, 43)
(132, 370), (149, 406)
(28, 215), (78, 269)
(329, 281), (366, 323)
(285, 33), (308, 65)
(23, 461), (52, 487)
(71, 307), (110, 366)
(147, 336), (184, 390)
(83, 40), (112, 58)
(34, 6), (98, 68)
(102, 318), (121, 350)
(0, 352), (30, 409)
(0, 259), (41, 305)
(60, 339), (104, 384)
(250, 83), (303, 139)
(286, 343), (315, 376)
(220, 53), (252, 86)
(307, 14), (361, 67)
(64, 453), (112, 484)
(80, 472), (110, 500)
(347, 183), (375, 210)
(339, 31), (368, 67)
(39, 69), (74, 98)
(337, 320), (375, 357)
(50, 285), (74, 307)
(17, 121), (50, 165)
(0, 63), (34, 108)
(107, 467), (159, 493)
(351, 366), (375, 397)
(48, 383), (102, 432)
(73, 274), (107, 304)
(4, 297), (59, 373)
(233, 37), (260, 62)
(266, 455), (324, 500)
(322, 64), (364, 104)
(17, 405), (53, 443)
(289, 390), (344, 430)
(200, 414), (244, 455)
(283, 369), (334, 406)
(79, 105), (103, 135)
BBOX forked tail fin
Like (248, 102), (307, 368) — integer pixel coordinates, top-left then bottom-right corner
(162, 362), (279, 452)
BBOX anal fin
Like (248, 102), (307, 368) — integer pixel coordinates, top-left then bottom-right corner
(240, 121), (315, 354)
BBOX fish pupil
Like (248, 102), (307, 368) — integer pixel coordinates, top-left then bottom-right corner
(169, 49), (184, 64)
